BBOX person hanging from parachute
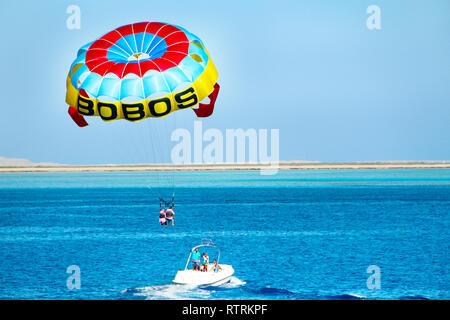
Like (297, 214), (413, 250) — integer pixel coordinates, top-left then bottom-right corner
(165, 206), (175, 226)
(165, 195), (176, 226)
(159, 208), (167, 227)
(159, 196), (175, 227)
(65, 22), (220, 226)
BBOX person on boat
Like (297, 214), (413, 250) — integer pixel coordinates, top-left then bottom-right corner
(191, 248), (201, 271)
(201, 253), (209, 272)
(159, 209), (167, 227)
(212, 259), (222, 272)
(165, 206), (175, 226)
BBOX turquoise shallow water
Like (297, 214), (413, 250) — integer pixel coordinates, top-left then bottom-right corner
(0, 169), (449, 299)
(1, 168), (450, 188)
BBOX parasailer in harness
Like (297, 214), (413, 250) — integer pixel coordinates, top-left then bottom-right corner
(159, 196), (174, 227)
(159, 209), (167, 227)
(165, 206), (175, 226)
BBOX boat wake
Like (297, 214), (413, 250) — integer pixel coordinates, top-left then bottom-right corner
(121, 276), (246, 300)
(220, 276), (247, 288)
(121, 283), (211, 300)
(120, 282), (430, 300)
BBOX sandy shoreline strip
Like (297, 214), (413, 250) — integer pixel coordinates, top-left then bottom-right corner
(0, 162), (449, 172)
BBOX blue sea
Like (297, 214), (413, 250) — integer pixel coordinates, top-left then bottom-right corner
(0, 169), (449, 300)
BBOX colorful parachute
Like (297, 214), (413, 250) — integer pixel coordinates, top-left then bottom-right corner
(66, 22), (220, 127)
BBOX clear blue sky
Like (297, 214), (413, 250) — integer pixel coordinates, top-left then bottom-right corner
(0, 0), (448, 164)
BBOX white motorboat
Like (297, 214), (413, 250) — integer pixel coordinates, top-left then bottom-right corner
(173, 239), (234, 286)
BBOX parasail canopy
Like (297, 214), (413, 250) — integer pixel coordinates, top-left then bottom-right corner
(66, 22), (220, 127)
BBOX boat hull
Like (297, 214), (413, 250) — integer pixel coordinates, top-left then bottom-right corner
(173, 264), (234, 286)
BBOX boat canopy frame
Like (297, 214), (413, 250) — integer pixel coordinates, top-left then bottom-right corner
(184, 238), (221, 270)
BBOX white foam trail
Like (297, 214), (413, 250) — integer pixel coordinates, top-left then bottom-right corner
(122, 276), (246, 300)
(129, 283), (212, 300)
(220, 276), (246, 288)
(346, 292), (367, 299)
